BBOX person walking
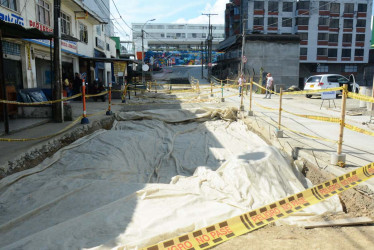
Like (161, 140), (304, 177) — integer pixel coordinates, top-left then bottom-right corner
(264, 73), (273, 99)
(238, 74), (244, 97)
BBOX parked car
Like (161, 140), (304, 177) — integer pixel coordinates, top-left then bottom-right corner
(304, 74), (360, 98)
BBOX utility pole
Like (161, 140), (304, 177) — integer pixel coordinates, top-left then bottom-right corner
(202, 13), (217, 83)
(141, 29), (145, 86)
(53, 0), (63, 122)
(240, 18), (246, 75)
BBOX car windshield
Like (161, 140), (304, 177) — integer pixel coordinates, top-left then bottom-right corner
(337, 77), (349, 84)
(306, 76), (321, 83)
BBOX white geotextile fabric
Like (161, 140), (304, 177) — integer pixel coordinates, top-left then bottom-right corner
(0, 108), (342, 249)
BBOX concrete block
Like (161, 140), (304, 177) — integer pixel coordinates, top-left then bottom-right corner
(221, 98), (225, 102)
(247, 110), (254, 116)
(275, 129), (283, 138)
(330, 153), (346, 166)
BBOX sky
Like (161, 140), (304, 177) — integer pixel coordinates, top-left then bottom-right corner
(110, 0), (230, 39)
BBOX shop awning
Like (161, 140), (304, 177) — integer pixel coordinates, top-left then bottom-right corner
(81, 57), (141, 64)
(42, 32), (79, 42)
(0, 20), (50, 39)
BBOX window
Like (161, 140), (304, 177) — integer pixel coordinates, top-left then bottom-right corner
(36, 0), (51, 26)
(0, 0), (17, 11)
(317, 48), (327, 56)
(254, 17), (264, 26)
(283, 2), (293, 12)
(342, 49), (351, 58)
(282, 18), (292, 27)
(268, 17), (277, 27)
(327, 76), (339, 82)
(328, 34), (338, 43)
(79, 22), (88, 43)
(329, 19), (339, 28)
(96, 25), (101, 36)
(318, 33), (328, 41)
(343, 19), (353, 29)
(358, 4), (367, 12)
(300, 48), (307, 56)
(296, 17), (309, 26)
(316, 64), (328, 72)
(319, 17), (329, 26)
(268, 1), (278, 12)
(106, 43), (110, 51)
(254, 1), (264, 10)
(319, 1), (329, 11)
(344, 3), (354, 13)
(297, 1), (310, 10)
(328, 49), (337, 57)
(356, 34), (365, 42)
(299, 33), (308, 41)
(343, 34), (352, 43)
(234, 7), (240, 15)
(357, 19), (366, 28)
(344, 65), (357, 72)
(61, 12), (71, 35)
(355, 49), (364, 57)
(330, 3), (340, 13)
(192, 33), (197, 38)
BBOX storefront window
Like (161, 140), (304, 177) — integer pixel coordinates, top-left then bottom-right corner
(36, 0), (50, 26)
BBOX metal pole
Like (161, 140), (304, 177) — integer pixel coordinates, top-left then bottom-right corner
(240, 79), (244, 111)
(0, 30), (9, 134)
(201, 41), (203, 79)
(81, 79), (89, 124)
(53, 0), (63, 122)
(106, 83), (112, 115)
(337, 84), (348, 155)
(278, 88), (283, 131)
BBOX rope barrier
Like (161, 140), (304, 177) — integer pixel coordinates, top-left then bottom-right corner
(347, 92), (374, 103)
(0, 93), (82, 105)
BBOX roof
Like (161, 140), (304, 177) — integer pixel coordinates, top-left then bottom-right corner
(68, 0), (107, 24)
(218, 34), (300, 51)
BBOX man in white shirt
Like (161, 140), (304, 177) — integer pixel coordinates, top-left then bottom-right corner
(264, 73), (273, 99)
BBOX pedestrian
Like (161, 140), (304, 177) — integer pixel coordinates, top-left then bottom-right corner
(73, 72), (81, 100)
(238, 74), (244, 97)
(264, 73), (273, 99)
(63, 77), (73, 97)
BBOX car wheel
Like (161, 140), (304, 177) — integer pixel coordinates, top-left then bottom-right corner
(306, 94), (312, 98)
(355, 88), (359, 94)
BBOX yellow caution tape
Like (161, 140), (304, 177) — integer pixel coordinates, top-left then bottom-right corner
(281, 125), (338, 143)
(0, 93), (82, 105)
(347, 92), (374, 103)
(251, 81), (278, 95)
(85, 91), (108, 98)
(283, 87), (343, 95)
(345, 123), (374, 137)
(253, 101), (278, 111)
(282, 109), (340, 123)
(145, 162), (374, 250)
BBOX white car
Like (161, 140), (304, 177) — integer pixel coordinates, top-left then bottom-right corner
(304, 74), (360, 98)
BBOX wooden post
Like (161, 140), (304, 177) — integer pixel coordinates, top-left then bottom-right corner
(248, 77), (253, 116)
(210, 81), (213, 97)
(337, 84), (348, 155)
(155, 81), (157, 93)
(240, 80), (244, 111)
(221, 80), (224, 102)
(278, 88), (283, 131)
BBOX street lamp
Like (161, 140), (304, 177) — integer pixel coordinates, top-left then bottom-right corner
(141, 18), (156, 85)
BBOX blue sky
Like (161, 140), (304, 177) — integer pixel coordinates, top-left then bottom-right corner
(111, 0), (229, 38)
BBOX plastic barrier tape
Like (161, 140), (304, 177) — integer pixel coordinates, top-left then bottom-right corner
(282, 109), (340, 123)
(145, 163), (374, 250)
(85, 91), (108, 98)
(345, 123), (374, 137)
(253, 101), (278, 111)
(0, 93), (82, 105)
(347, 92), (374, 103)
(282, 87), (343, 96)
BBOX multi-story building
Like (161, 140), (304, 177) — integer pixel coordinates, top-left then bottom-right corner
(131, 23), (225, 53)
(224, 0), (373, 85)
(0, 0), (117, 94)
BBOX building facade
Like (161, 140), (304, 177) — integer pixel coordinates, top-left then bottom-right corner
(131, 23), (225, 53)
(224, 0), (373, 86)
(0, 0), (117, 95)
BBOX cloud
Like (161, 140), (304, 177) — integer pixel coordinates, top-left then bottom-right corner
(175, 0), (229, 24)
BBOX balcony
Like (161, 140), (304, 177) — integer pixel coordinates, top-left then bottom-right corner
(354, 56), (364, 61)
(297, 10), (309, 15)
(253, 25), (264, 31)
(341, 57), (351, 61)
(297, 25), (308, 31)
(356, 27), (365, 33)
(254, 10), (265, 15)
(317, 56), (328, 60)
(300, 55), (307, 60)
(343, 13), (354, 18)
(319, 10), (330, 16)
(317, 41), (328, 46)
(268, 11), (278, 16)
(318, 25), (329, 31)
(356, 42), (365, 47)
(357, 12), (367, 18)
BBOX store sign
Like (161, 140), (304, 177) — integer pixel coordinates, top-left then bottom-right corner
(29, 20), (53, 32)
(0, 10), (24, 26)
(27, 19), (77, 53)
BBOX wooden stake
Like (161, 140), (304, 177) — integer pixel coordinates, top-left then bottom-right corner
(249, 77), (253, 112)
(278, 88), (283, 130)
(337, 84), (348, 155)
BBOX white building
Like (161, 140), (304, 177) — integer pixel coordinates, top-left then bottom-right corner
(0, 0), (117, 93)
(224, 0), (373, 85)
(131, 23), (225, 53)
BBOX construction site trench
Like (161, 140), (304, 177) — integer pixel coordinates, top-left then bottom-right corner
(0, 73), (373, 249)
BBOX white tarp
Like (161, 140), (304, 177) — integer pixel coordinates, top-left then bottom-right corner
(0, 108), (342, 249)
